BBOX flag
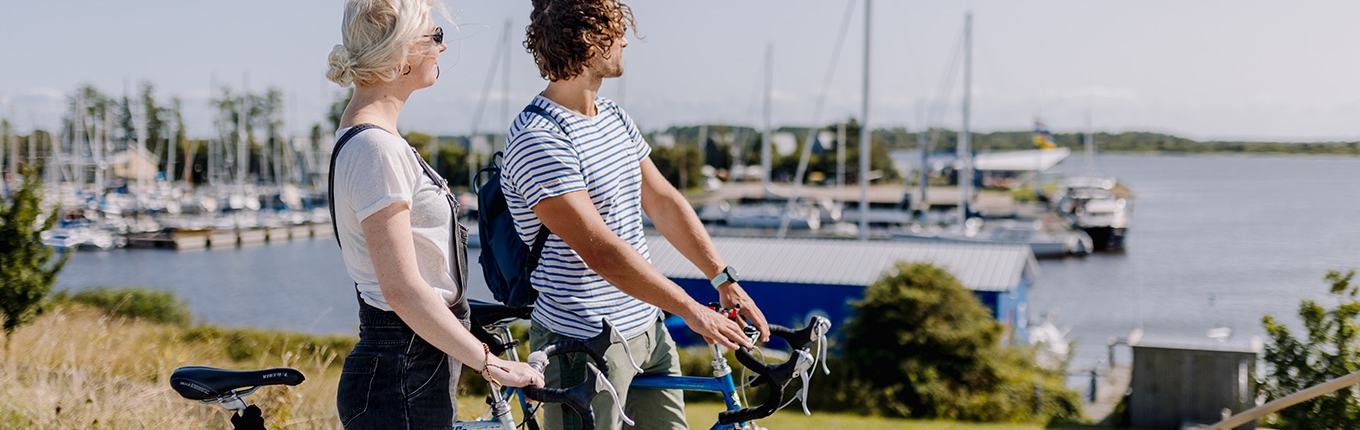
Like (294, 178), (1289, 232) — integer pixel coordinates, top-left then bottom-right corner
(1032, 119), (1057, 150)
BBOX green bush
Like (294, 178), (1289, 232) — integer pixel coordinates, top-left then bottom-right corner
(52, 287), (193, 326)
(0, 165), (70, 347)
(1260, 270), (1360, 429)
(810, 262), (1082, 423)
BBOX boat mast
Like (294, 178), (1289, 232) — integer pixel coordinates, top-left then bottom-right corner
(761, 42), (773, 198)
(470, 20), (511, 154)
(238, 73), (249, 207)
(916, 100), (928, 218)
(1084, 109), (1096, 177)
(858, 0), (871, 240)
(957, 12), (973, 227)
(836, 121), (846, 202)
(167, 99), (178, 185)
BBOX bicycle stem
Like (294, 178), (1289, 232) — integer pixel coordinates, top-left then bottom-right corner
(710, 343), (732, 378)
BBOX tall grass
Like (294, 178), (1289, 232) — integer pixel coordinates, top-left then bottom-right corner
(0, 291), (1017, 429)
(0, 304), (345, 429)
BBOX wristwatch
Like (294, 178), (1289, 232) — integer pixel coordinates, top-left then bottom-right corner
(710, 266), (740, 289)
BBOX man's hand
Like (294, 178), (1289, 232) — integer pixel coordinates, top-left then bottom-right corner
(718, 282), (770, 343)
(680, 303), (752, 351)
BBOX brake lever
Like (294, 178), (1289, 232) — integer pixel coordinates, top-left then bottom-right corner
(787, 349), (815, 415)
(599, 318), (644, 373)
(813, 316), (831, 375)
(586, 362), (634, 426)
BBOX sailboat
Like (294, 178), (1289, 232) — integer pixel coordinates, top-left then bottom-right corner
(698, 42), (827, 235)
(1054, 125), (1131, 251)
(891, 12), (1092, 258)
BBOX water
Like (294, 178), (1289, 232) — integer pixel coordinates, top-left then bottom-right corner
(1030, 153), (1360, 373)
(55, 237), (497, 336)
(54, 153), (1360, 376)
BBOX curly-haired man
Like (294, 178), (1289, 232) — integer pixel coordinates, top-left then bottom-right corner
(500, 1), (771, 429)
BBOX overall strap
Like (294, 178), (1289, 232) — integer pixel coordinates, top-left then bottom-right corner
(328, 123), (381, 249)
(409, 145), (470, 306)
(409, 146), (459, 213)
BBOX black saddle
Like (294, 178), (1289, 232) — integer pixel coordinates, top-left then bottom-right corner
(468, 299), (534, 356)
(170, 366), (305, 401)
(468, 299), (533, 327)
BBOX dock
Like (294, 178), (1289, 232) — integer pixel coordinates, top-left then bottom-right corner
(686, 183), (1036, 217)
(124, 222), (332, 250)
(1085, 364), (1132, 424)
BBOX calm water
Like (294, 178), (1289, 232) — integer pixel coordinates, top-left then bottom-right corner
(1031, 153), (1360, 372)
(55, 153), (1360, 376)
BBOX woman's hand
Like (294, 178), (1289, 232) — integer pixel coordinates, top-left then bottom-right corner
(485, 357), (545, 388)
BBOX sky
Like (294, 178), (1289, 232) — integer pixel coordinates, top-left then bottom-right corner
(4, 1), (1360, 142)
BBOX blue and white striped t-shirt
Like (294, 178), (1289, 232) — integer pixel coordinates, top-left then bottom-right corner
(502, 95), (661, 340)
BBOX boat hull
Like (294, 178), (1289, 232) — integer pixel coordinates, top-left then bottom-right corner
(1081, 226), (1126, 251)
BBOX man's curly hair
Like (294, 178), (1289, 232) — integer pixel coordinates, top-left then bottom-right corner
(524, 0), (638, 81)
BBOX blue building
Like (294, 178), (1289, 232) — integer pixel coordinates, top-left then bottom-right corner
(647, 236), (1039, 346)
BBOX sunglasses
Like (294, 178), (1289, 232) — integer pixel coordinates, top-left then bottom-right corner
(423, 27), (444, 45)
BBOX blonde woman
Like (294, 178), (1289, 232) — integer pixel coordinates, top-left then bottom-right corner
(325, 0), (542, 428)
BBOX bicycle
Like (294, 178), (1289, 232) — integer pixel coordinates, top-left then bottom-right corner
(515, 303), (832, 430)
(168, 301), (619, 430)
(169, 302), (829, 430)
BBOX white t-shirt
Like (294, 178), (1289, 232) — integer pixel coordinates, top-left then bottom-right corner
(332, 126), (462, 311)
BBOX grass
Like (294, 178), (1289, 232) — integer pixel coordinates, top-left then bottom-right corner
(0, 304), (344, 429)
(0, 302), (1100, 429)
(684, 402), (1045, 430)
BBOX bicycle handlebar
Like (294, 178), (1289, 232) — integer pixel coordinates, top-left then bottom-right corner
(521, 359), (606, 430)
(522, 334), (633, 430)
(717, 315), (829, 424)
(528, 313), (832, 427)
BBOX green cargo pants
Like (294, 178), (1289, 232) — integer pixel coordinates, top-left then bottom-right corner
(529, 318), (687, 430)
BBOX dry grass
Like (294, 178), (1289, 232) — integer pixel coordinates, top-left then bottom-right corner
(0, 305), (345, 429)
(0, 305), (1050, 429)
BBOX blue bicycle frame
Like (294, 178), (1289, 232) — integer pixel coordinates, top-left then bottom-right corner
(630, 344), (751, 430)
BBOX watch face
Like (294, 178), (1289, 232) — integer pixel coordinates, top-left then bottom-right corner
(727, 266), (739, 282)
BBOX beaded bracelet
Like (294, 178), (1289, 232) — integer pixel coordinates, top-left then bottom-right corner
(480, 343), (510, 385)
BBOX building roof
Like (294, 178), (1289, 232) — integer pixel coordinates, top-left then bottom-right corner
(973, 148), (1071, 172)
(648, 235), (1038, 292)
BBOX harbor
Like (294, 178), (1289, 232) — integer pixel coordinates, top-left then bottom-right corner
(46, 153), (1360, 421)
(8, 0), (1360, 426)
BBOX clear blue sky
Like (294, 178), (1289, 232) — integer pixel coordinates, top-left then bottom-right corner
(4, 1), (1360, 141)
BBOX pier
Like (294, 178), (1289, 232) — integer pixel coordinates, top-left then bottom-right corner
(687, 182), (1034, 216)
(124, 222), (333, 250)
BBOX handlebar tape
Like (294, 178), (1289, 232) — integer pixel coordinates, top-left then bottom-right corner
(538, 341), (611, 375)
(522, 362), (604, 430)
(719, 347), (807, 424)
(716, 320), (827, 424)
(768, 317), (828, 350)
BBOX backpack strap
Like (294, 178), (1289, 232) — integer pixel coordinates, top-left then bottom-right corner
(327, 123), (381, 249)
(510, 103), (576, 266)
(511, 102), (625, 271)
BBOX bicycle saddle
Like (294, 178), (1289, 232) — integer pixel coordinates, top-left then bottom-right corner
(170, 366), (305, 401)
(469, 299), (534, 328)
(471, 323), (519, 356)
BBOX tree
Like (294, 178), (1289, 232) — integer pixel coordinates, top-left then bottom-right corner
(328, 87), (354, 133)
(821, 262), (1081, 422)
(1261, 270), (1360, 428)
(649, 143), (703, 191)
(0, 166), (71, 357)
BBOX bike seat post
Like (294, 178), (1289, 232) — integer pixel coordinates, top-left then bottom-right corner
(216, 392), (249, 415)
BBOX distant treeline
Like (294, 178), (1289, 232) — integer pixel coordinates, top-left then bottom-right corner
(874, 128), (1360, 155)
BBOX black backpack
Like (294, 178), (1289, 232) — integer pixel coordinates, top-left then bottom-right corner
(475, 105), (561, 308)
